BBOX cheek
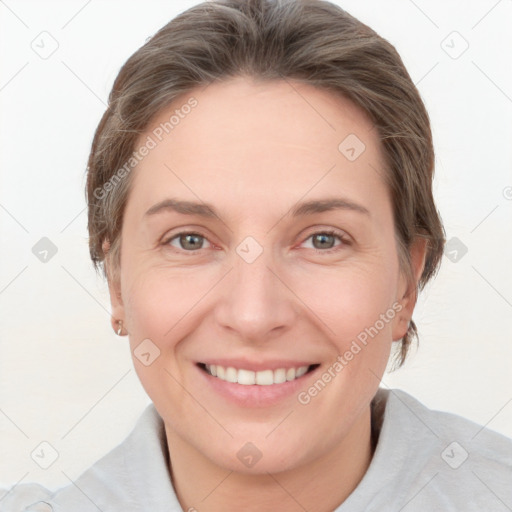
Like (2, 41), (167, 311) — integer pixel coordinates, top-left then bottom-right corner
(292, 259), (400, 343)
(123, 265), (219, 344)
(122, 268), (211, 411)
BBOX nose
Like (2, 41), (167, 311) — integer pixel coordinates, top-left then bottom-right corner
(213, 246), (297, 344)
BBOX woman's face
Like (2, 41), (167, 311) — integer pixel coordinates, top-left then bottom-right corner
(109, 76), (422, 473)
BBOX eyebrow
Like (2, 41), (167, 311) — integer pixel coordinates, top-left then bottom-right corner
(144, 197), (370, 219)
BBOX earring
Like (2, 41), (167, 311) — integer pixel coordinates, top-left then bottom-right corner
(116, 320), (124, 336)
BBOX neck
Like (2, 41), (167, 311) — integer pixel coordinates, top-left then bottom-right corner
(165, 404), (375, 512)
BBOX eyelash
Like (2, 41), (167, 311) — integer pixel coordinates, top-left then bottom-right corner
(161, 229), (351, 255)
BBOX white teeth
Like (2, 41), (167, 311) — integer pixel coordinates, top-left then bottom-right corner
(255, 369), (274, 386)
(274, 368), (287, 384)
(237, 369), (256, 385)
(225, 367), (237, 383)
(296, 366), (308, 378)
(286, 368), (296, 381)
(204, 364), (312, 385)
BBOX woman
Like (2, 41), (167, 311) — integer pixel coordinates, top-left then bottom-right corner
(3, 0), (511, 510)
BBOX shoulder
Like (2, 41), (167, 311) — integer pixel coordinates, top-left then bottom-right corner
(388, 388), (512, 466)
(1, 404), (181, 512)
(360, 388), (512, 511)
(0, 483), (54, 512)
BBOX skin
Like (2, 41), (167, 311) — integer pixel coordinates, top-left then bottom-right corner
(106, 76), (426, 512)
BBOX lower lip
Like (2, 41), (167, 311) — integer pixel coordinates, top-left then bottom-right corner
(196, 364), (320, 408)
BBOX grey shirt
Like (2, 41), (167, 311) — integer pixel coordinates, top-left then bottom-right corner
(2, 388), (511, 511)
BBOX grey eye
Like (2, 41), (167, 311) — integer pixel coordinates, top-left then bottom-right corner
(168, 233), (211, 251)
(302, 231), (344, 251)
(311, 233), (337, 250)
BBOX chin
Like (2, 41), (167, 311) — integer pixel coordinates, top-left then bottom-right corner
(202, 433), (310, 475)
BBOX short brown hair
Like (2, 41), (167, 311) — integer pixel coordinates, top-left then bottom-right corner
(86, 0), (445, 369)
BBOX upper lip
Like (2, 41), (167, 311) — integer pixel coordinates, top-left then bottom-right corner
(199, 359), (318, 372)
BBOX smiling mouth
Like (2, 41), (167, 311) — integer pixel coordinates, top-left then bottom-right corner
(198, 363), (320, 385)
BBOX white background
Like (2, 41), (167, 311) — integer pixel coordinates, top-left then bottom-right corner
(1, 0), (511, 490)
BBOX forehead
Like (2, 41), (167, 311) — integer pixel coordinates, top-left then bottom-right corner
(129, 76), (387, 215)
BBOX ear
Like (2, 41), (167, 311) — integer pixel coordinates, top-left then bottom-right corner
(103, 239), (127, 335)
(392, 236), (428, 341)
